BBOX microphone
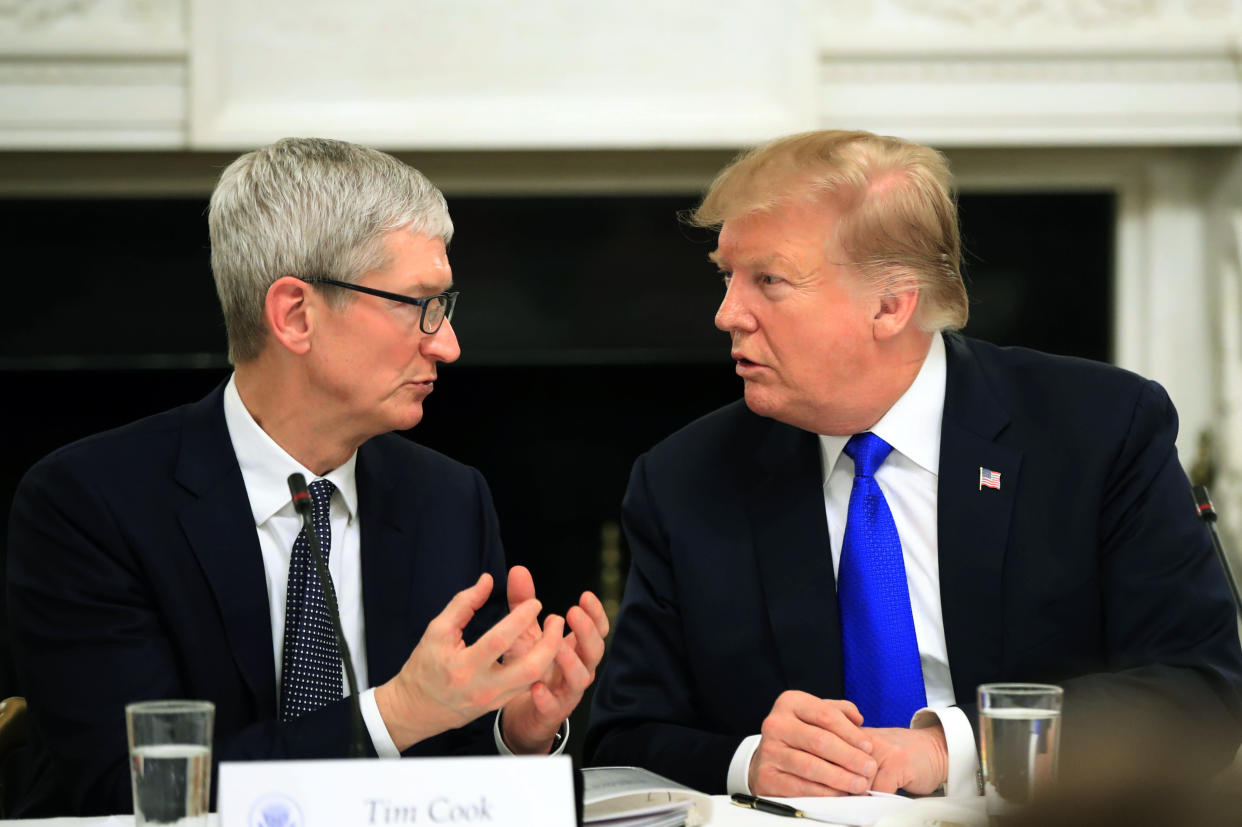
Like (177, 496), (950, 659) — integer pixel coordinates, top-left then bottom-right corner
(287, 473), (367, 758)
(1192, 485), (1242, 620)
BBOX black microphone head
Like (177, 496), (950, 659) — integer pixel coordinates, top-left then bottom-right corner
(287, 473), (312, 517)
(1193, 484), (1217, 522)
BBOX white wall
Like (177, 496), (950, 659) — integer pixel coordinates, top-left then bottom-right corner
(2, 0), (1240, 541)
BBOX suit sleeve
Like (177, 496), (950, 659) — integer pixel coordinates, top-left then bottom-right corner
(1046, 379), (1242, 778)
(10, 453), (194, 815)
(6, 456), (508, 816)
(584, 454), (745, 793)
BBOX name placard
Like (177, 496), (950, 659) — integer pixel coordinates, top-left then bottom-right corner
(218, 755), (575, 827)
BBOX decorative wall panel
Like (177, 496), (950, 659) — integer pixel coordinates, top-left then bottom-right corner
(188, 0), (817, 149)
(0, 0), (184, 148)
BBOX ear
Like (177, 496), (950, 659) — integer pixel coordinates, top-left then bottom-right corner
(872, 282), (920, 341)
(263, 276), (316, 355)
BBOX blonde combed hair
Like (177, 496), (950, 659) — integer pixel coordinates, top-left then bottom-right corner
(692, 130), (968, 332)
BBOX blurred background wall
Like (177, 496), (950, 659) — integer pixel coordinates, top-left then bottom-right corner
(3, 0), (1242, 756)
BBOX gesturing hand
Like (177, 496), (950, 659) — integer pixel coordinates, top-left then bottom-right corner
(500, 565), (610, 754)
(748, 691), (878, 797)
(375, 572), (564, 752)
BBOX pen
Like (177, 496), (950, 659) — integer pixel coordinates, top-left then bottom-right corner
(730, 793), (806, 818)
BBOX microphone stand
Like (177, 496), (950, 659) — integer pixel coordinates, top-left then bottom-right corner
(288, 473), (368, 758)
(1192, 484), (1242, 620)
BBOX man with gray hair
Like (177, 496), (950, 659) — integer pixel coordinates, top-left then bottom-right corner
(7, 137), (607, 816)
(586, 129), (1242, 797)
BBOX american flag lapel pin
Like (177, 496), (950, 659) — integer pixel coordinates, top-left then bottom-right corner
(979, 467), (1002, 491)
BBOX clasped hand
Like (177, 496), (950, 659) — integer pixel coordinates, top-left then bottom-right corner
(375, 566), (607, 754)
(748, 690), (947, 797)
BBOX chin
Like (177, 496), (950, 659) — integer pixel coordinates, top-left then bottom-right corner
(743, 386), (784, 421)
(386, 403), (425, 433)
(744, 386), (816, 431)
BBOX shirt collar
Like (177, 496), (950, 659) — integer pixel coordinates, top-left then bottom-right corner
(818, 332), (947, 481)
(222, 374), (359, 526)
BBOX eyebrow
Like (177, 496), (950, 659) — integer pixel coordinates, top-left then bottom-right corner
(403, 278), (455, 297)
(708, 251), (789, 272)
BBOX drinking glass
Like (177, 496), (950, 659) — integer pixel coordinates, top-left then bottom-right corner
(978, 683), (1062, 820)
(126, 700), (215, 826)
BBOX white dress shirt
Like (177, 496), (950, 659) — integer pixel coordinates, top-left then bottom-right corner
(221, 375), (546, 758)
(222, 375), (401, 756)
(725, 334), (980, 797)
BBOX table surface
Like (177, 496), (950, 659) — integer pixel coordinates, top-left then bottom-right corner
(1, 794), (988, 826)
(0, 800), (793, 826)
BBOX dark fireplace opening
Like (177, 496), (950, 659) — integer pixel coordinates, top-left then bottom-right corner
(0, 191), (1114, 755)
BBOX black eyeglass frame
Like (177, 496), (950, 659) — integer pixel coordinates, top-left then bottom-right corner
(304, 277), (459, 335)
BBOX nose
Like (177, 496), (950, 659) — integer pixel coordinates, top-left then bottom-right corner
(423, 318), (461, 364)
(715, 280), (756, 334)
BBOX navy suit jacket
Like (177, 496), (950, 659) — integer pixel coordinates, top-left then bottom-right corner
(585, 333), (1242, 793)
(6, 384), (508, 816)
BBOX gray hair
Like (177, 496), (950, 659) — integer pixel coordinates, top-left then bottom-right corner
(209, 137), (454, 363)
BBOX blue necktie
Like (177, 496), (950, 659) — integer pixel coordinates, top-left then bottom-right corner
(838, 433), (927, 728)
(279, 478), (343, 721)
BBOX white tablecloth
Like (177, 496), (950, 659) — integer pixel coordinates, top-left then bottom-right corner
(1, 794), (985, 826)
(2, 789), (988, 819)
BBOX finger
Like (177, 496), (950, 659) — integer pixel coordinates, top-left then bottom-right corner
(784, 719), (878, 779)
(794, 698), (871, 752)
(752, 764), (853, 798)
(770, 744), (872, 795)
(551, 643), (592, 696)
(871, 762), (904, 795)
(430, 573), (494, 637)
(498, 614), (565, 687)
(566, 606), (606, 672)
(831, 699), (864, 727)
(507, 565), (536, 610)
(529, 681), (560, 719)
(578, 590), (610, 637)
(469, 598), (542, 664)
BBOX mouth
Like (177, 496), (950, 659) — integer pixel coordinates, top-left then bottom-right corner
(406, 377), (436, 394)
(732, 353), (762, 368)
(732, 353), (768, 378)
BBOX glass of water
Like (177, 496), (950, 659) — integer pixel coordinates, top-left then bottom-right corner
(126, 700), (214, 826)
(978, 683), (1062, 820)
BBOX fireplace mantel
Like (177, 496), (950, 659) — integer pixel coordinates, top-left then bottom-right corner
(1, 1), (1240, 149)
(3, 0), (1241, 545)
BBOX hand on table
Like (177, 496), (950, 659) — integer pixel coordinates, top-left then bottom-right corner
(375, 572), (563, 751)
(500, 565), (610, 754)
(748, 690), (878, 796)
(862, 723), (949, 795)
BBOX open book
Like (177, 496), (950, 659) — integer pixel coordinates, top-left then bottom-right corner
(582, 766), (713, 827)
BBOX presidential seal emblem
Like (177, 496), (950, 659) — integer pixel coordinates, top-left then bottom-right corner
(249, 793), (303, 827)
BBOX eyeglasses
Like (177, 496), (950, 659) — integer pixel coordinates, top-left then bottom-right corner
(305, 277), (459, 335)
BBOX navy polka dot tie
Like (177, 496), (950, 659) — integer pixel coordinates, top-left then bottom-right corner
(838, 433), (927, 728)
(279, 478), (343, 722)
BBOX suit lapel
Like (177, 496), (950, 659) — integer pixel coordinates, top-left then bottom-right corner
(749, 418), (844, 699)
(175, 385), (277, 713)
(356, 440), (417, 686)
(937, 334), (1022, 703)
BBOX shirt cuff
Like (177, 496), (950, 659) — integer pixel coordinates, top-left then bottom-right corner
(493, 711), (570, 755)
(727, 734), (762, 795)
(360, 688), (401, 759)
(911, 707), (980, 798)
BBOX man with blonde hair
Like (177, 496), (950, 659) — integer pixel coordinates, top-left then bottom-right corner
(586, 130), (1242, 796)
(8, 138), (607, 816)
